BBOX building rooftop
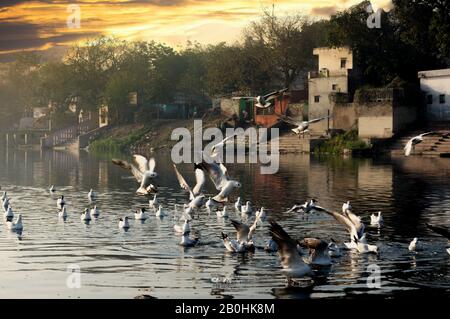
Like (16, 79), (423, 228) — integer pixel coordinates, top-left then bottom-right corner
(418, 69), (450, 78)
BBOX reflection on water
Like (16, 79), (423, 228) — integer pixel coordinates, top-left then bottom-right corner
(0, 148), (448, 298)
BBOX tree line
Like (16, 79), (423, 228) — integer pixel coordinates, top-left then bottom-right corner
(0, 0), (448, 128)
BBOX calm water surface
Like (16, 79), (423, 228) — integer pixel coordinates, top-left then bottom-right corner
(0, 148), (449, 298)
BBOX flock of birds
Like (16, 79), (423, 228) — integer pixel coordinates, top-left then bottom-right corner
(1, 131), (450, 283)
(100, 149), (449, 282)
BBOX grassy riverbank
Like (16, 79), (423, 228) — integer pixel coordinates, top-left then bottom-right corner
(89, 112), (228, 155)
(313, 130), (371, 155)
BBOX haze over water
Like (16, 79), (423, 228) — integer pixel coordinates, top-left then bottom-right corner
(0, 148), (449, 298)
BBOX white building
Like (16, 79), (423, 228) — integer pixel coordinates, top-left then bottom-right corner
(308, 47), (355, 134)
(418, 69), (450, 121)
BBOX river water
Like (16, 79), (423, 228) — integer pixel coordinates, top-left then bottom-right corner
(0, 148), (449, 298)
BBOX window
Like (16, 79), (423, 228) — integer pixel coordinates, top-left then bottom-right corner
(426, 94), (433, 104)
(340, 58), (347, 69)
(314, 96), (320, 103)
(332, 84), (338, 91)
(439, 94), (446, 104)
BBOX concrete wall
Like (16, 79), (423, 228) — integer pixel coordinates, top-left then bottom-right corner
(309, 76), (348, 133)
(359, 116), (393, 139)
(220, 98), (240, 117)
(314, 47), (353, 71)
(333, 103), (357, 131)
(419, 72), (450, 121)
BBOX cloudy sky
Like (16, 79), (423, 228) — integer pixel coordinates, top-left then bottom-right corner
(0, 0), (392, 61)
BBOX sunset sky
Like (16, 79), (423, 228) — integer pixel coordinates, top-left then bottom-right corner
(0, 0), (393, 61)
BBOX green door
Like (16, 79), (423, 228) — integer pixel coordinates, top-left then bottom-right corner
(239, 99), (254, 121)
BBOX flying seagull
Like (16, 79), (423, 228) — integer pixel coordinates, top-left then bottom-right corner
(404, 132), (440, 156)
(233, 88), (288, 109)
(315, 206), (377, 253)
(199, 161), (241, 203)
(173, 164), (206, 212)
(210, 134), (237, 159)
(278, 114), (332, 138)
(112, 155), (158, 195)
(221, 219), (258, 252)
(269, 221), (311, 279)
(298, 238), (332, 266)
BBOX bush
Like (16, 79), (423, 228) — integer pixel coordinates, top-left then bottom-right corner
(314, 130), (370, 154)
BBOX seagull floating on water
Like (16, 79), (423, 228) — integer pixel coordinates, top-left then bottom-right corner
(156, 205), (167, 217)
(90, 205), (100, 218)
(112, 155), (158, 195)
(180, 232), (198, 247)
(135, 208), (149, 220)
(6, 214), (23, 231)
(57, 195), (65, 209)
(49, 185), (56, 193)
(234, 197), (242, 210)
(221, 232), (246, 253)
(58, 206), (68, 219)
(241, 201), (253, 214)
(88, 189), (96, 201)
(149, 194), (158, 209)
(216, 206), (229, 218)
(119, 217), (130, 229)
(205, 197), (215, 210)
(4, 205), (13, 220)
(256, 207), (267, 221)
(409, 238), (419, 251)
(80, 209), (91, 221)
(370, 212), (383, 226)
(174, 219), (191, 234)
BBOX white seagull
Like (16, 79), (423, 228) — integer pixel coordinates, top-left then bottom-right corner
(370, 211), (383, 226)
(49, 185), (56, 193)
(221, 232), (246, 253)
(210, 134), (237, 159)
(278, 114), (332, 138)
(156, 205), (167, 217)
(80, 209), (91, 221)
(6, 214), (23, 231)
(174, 219), (191, 234)
(233, 88), (288, 109)
(58, 206), (68, 219)
(269, 221), (312, 279)
(408, 238), (419, 251)
(135, 208), (149, 220)
(88, 189), (96, 201)
(216, 206), (229, 218)
(200, 161), (241, 203)
(4, 205), (14, 220)
(180, 232), (199, 247)
(298, 238), (332, 266)
(57, 195), (65, 209)
(149, 194), (158, 209)
(404, 132), (440, 157)
(112, 155), (158, 195)
(316, 207), (377, 254)
(234, 197), (242, 210)
(241, 201), (253, 214)
(256, 207), (267, 221)
(342, 201), (352, 214)
(119, 216), (130, 229)
(91, 205), (100, 218)
(173, 164), (206, 210)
